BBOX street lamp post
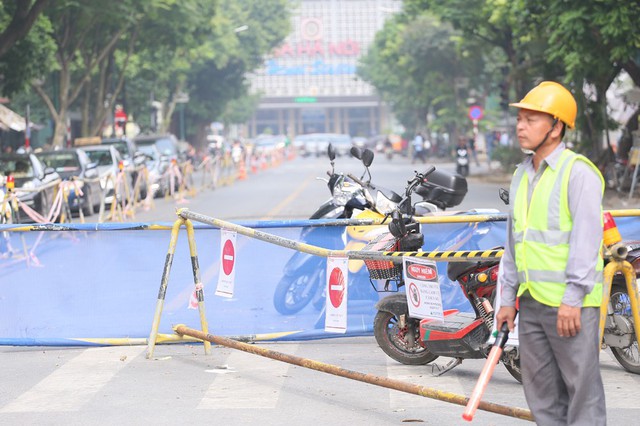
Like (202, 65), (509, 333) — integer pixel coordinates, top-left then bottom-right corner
(174, 92), (190, 140)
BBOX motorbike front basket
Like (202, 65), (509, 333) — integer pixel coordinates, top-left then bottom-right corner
(362, 232), (403, 280)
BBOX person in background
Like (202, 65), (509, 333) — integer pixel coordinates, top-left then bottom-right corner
(412, 132), (426, 164)
(495, 81), (606, 425)
(467, 134), (480, 166)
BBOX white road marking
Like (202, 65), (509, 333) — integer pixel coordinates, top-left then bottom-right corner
(197, 345), (297, 409)
(386, 358), (466, 409)
(0, 346), (144, 413)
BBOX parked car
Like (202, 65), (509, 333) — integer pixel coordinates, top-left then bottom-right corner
(79, 145), (127, 205)
(134, 134), (181, 161)
(134, 142), (172, 198)
(36, 149), (102, 216)
(0, 152), (60, 223)
(100, 137), (148, 198)
(326, 133), (353, 156)
(351, 136), (369, 149)
(294, 134), (320, 157)
(101, 137), (137, 163)
(300, 133), (352, 157)
(293, 134), (316, 156)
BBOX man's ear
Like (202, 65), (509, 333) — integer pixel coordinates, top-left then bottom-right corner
(551, 118), (563, 138)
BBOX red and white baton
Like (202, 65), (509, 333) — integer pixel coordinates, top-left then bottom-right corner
(462, 321), (513, 421)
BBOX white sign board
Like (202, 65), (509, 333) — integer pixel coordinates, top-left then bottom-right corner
(325, 257), (348, 333)
(215, 230), (237, 298)
(402, 257), (443, 322)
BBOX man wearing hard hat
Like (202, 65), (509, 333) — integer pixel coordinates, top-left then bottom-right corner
(496, 81), (606, 425)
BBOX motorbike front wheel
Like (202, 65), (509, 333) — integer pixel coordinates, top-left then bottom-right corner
(608, 284), (640, 373)
(373, 310), (438, 365)
(273, 268), (324, 315)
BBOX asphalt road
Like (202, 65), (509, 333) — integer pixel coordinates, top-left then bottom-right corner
(2, 153), (639, 425)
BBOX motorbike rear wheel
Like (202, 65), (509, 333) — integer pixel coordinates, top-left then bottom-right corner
(373, 310), (438, 365)
(608, 284), (640, 373)
(273, 268), (324, 315)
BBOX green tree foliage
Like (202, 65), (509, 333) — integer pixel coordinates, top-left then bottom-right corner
(521, 0), (640, 155)
(2, 0), (288, 148)
(178, 0), (291, 145)
(358, 12), (486, 139)
(0, 0), (50, 58)
(364, 0), (639, 162)
(0, 9), (54, 97)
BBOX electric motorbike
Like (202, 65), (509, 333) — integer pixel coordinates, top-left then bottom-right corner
(371, 185), (522, 382)
(373, 188), (640, 381)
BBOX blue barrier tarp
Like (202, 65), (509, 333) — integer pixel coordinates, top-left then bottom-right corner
(1, 217), (639, 346)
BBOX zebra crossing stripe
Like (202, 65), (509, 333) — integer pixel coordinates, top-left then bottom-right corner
(0, 346), (144, 413)
(197, 345), (297, 409)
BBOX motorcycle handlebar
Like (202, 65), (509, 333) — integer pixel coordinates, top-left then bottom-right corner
(347, 173), (367, 188)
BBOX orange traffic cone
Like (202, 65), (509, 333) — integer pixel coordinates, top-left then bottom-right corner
(238, 159), (247, 180)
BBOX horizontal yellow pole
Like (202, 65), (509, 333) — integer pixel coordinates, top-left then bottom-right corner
(178, 209), (503, 262)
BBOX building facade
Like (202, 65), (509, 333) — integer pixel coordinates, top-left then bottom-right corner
(245, 0), (402, 139)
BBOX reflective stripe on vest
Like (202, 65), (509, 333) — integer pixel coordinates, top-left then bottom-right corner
(512, 149), (604, 307)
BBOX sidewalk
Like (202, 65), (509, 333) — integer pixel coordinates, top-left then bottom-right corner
(467, 157), (636, 211)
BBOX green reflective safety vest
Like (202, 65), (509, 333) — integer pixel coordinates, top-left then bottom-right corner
(511, 149), (604, 307)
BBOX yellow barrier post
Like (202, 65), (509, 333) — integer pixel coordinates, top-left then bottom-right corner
(599, 213), (640, 348)
(146, 212), (211, 359)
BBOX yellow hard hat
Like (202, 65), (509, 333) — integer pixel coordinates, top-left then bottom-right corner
(509, 81), (577, 128)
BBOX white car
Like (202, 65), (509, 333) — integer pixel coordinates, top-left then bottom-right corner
(79, 145), (128, 204)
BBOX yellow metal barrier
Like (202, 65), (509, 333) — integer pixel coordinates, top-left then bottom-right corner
(599, 243), (640, 350)
(145, 208), (640, 421)
(146, 216), (210, 359)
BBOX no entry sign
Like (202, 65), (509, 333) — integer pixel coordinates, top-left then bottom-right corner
(215, 230), (238, 298)
(222, 239), (235, 276)
(329, 267), (345, 308)
(325, 257), (348, 333)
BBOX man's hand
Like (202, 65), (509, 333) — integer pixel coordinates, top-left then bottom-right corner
(557, 303), (581, 337)
(496, 306), (517, 333)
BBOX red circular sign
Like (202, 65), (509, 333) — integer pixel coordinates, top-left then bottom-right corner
(468, 105), (484, 121)
(222, 239), (235, 275)
(408, 282), (421, 308)
(328, 267), (345, 308)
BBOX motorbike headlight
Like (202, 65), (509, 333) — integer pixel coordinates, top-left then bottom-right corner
(375, 191), (397, 215)
(333, 181), (361, 207)
(22, 181), (35, 190)
(333, 186), (350, 206)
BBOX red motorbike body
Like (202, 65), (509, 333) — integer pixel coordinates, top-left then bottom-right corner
(419, 261), (500, 359)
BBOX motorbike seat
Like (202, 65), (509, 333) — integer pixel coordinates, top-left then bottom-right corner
(446, 246), (502, 281)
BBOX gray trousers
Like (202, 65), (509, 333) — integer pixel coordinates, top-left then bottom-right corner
(519, 295), (606, 426)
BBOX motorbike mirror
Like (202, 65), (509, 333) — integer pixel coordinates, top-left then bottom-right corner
(328, 143), (336, 161)
(499, 188), (510, 205)
(350, 146), (362, 160)
(361, 149), (374, 167)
